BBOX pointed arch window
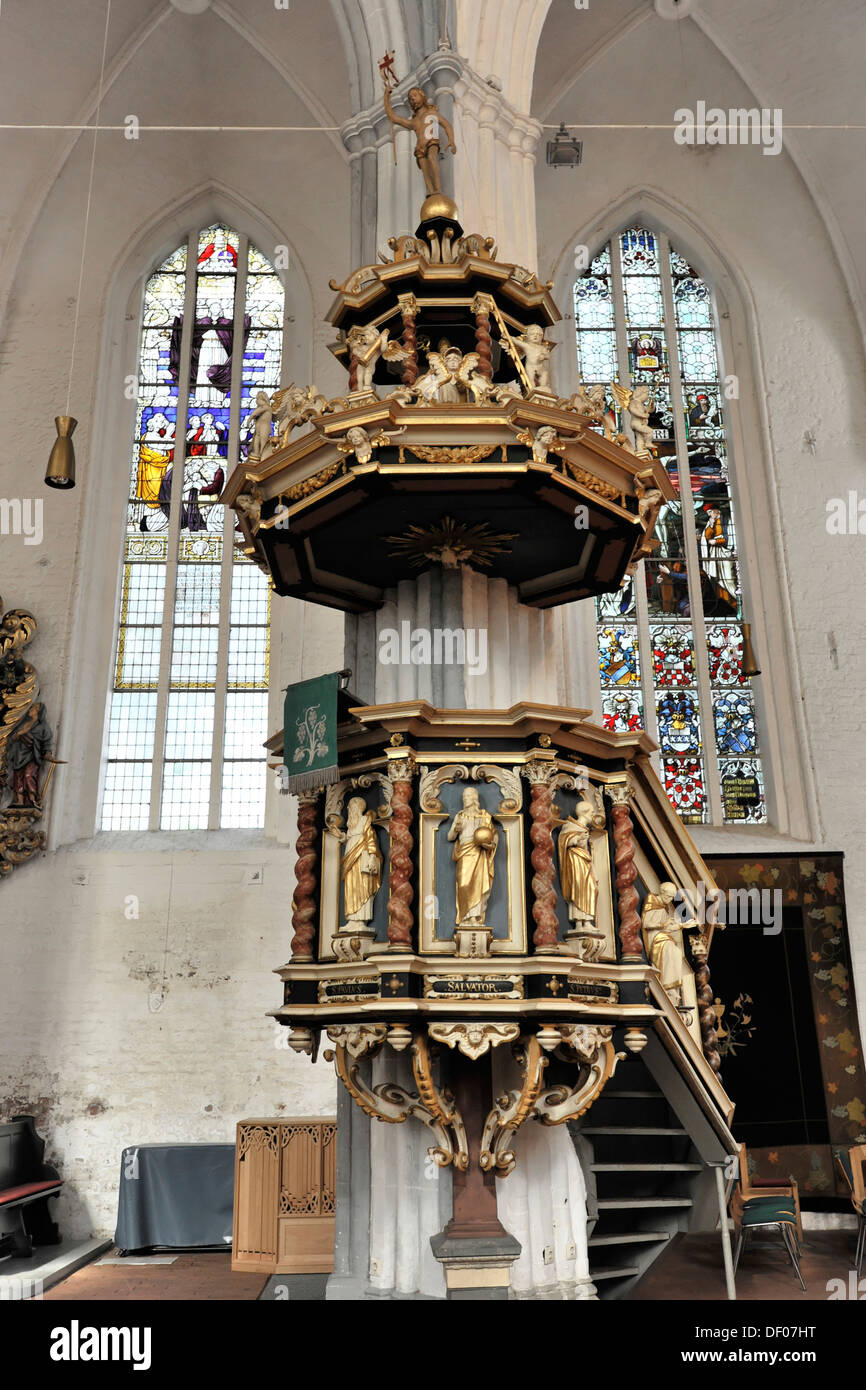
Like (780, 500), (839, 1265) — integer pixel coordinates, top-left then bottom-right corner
(574, 225), (766, 826)
(101, 223), (284, 831)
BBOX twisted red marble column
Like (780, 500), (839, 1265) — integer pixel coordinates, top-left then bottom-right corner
(291, 792), (320, 962)
(525, 765), (559, 951)
(692, 935), (722, 1073)
(387, 759), (415, 951)
(609, 782), (642, 960)
(398, 293), (419, 387)
(472, 294), (494, 381)
(348, 353), (360, 392)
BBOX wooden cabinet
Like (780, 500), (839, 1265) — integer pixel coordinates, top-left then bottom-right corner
(232, 1118), (336, 1275)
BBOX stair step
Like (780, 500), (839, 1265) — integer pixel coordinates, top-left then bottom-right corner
(589, 1232), (672, 1247)
(592, 1265), (641, 1281)
(591, 1162), (703, 1172)
(597, 1197), (693, 1209)
(581, 1126), (687, 1136)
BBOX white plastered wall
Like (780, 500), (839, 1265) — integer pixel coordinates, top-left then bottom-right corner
(0, 4), (349, 1238)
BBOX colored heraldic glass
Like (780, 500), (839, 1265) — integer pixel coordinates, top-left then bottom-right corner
(576, 226), (766, 825)
(103, 226), (282, 831)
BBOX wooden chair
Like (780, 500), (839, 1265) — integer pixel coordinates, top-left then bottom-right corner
(835, 1144), (866, 1278)
(736, 1142), (803, 1244)
(729, 1143), (805, 1291)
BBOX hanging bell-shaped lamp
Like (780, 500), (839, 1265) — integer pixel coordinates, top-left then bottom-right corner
(740, 621), (761, 677)
(45, 416), (77, 489)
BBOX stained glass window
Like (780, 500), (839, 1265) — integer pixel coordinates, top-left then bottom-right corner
(575, 226), (766, 825)
(102, 224), (283, 831)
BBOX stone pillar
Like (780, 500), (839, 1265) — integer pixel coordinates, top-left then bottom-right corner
(451, 66), (543, 268)
(344, 568), (594, 711)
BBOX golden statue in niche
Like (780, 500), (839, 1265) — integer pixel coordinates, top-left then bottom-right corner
(339, 796), (382, 928)
(447, 786), (497, 926)
(557, 801), (600, 928)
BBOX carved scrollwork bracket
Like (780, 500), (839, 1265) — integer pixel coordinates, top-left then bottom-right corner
(533, 1025), (625, 1126)
(480, 1034), (548, 1177)
(325, 1025), (468, 1171)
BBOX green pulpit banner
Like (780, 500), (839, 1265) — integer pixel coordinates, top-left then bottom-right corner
(282, 671), (341, 794)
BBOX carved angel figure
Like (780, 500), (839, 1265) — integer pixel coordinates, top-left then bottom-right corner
(413, 349), (457, 403)
(337, 426), (391, 465)
(244, 391), (273, 461)
(235, 489), (264, 534)
(347, 324), (390, 393)
(610, 382), (655, 457)
(272, 384), (327, 447)
(632, 469), (664, 559)
(510, 324), (555, 392)
(517, 424), (566, 464)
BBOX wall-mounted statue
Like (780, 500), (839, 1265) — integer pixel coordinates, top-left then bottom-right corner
(641, 881), (699, 1009)
(0, 601), (58, 878)
(5, 701), (52, 808)
(447, 786), (497, 929)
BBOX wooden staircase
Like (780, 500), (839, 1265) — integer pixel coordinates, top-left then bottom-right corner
(573, 1051), (707, 1299)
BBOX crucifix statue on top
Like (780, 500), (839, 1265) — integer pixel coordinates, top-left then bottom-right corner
(381, 53), (457, 203)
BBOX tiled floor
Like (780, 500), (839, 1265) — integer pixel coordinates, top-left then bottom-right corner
(42, 1250), (268, 1301)
(632, 1231), (856, 1300)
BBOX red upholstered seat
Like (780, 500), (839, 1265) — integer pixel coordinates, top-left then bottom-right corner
(0, 1179), (62, 1206)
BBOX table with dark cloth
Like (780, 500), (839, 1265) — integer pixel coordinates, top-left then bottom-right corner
(114, 1143), (235, 1252)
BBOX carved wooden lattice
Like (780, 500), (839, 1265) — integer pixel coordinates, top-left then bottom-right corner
(233, 1117), (337, 1273)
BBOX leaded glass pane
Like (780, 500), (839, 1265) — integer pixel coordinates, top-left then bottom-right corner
(104, 225), (284, 831)
(577, 226), (767, 825)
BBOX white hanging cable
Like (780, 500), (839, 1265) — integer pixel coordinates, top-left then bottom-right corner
(64, 0), (112, 417)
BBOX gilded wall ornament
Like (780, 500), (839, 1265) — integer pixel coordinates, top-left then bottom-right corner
(408, 445), (496, 467)
(428, 1022), (520, 1060)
